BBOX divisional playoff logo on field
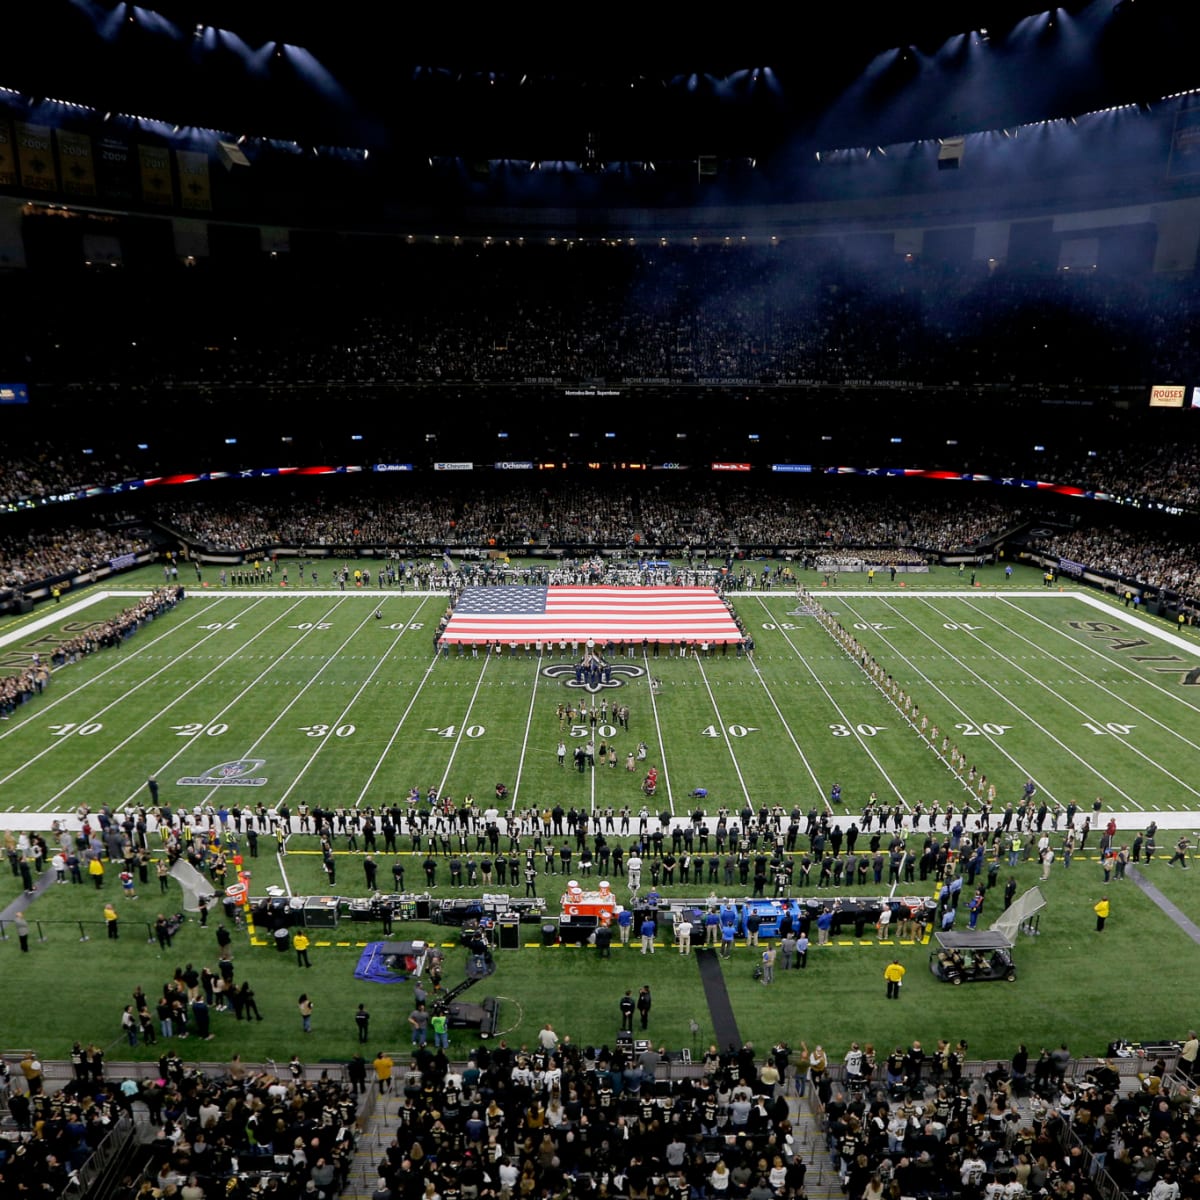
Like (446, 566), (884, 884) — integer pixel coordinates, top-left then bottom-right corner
(177, 759), (269, 787)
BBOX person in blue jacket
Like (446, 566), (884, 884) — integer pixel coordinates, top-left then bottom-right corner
(617, 907), (634, 946)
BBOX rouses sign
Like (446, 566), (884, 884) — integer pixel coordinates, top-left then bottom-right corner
(1149, 385), (1186, 407)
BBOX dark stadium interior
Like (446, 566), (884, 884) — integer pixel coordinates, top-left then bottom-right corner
(6, 8), (1200, 1200)
(0, 1), (1195, 609)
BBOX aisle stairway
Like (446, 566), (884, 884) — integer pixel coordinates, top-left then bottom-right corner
(789, 1083), (845, 1200)
(339, 1086), (389, 1200)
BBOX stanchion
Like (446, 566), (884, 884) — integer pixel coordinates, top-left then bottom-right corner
(78, 920), (90, 942)
(0, 918), (7, 941)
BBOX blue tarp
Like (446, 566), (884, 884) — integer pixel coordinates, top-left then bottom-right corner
(354, 941), (409, 984)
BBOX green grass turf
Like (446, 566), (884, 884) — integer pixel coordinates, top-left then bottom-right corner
(1, 561), (1199, 1066)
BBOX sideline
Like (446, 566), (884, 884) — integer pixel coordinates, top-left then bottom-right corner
(0, 590), (137, 649)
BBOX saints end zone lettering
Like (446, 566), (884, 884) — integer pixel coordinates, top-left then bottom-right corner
(1068, 621), (1200, 685)
(177, 758), (268, 787)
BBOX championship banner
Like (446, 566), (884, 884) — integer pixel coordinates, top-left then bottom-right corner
(14, 122), (57, 192)
(0, 120), (15, 187)
(138, 143), (173, 206)
(56, 129), (96, 197)
(175, 149), (211, 211)
(1168, 108), (1200, 179)
(96, 136), (136, 203)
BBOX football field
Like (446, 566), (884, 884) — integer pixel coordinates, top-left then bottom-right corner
(2, 577), (1199, 819)
(2, 566), (1199, 1063)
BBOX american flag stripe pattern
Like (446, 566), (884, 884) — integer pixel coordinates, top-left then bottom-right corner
(441, 585), (742, 644)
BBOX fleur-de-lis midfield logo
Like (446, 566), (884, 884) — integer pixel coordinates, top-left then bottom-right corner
(541, 663), (646, 693)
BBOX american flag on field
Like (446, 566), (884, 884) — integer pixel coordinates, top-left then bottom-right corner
(440, 585), (743, 645)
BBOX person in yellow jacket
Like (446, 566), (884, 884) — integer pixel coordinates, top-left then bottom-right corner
(1094, 896), (1110, 932)
(884, 958), (906, 999)
(373, 1050), (394, 1093)
(294, 930), (312, 966)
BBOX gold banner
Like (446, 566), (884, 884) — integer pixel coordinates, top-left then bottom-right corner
(56, 129), (96, 197)
(139, 143), (173, 206)
(175, 149), (211, 211)
(0, 120), (14, 187)
(15, 122), (57, 191)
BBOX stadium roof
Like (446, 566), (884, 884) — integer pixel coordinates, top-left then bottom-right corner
(6, 1), (1200, 161)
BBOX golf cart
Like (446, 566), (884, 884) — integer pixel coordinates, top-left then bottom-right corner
(929, 930), (1016, 984)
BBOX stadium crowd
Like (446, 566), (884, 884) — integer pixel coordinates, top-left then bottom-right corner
(8, 248), (1200, 392)
(5, 481), (1196, 612)
(0, 586), (185, 718)
(0, 520), (145, 594)
(0, 1048), (361, 1200)
(151, 489), (1017, 555)
(5, 1000), (1191, 1200)
(794, 1038), (1197, 1200)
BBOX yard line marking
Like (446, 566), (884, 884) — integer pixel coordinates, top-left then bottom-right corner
(0, 597), (269, 793)
(837, 594), (1060, 803)
(0, 594), (229, 741)
(99, 597), (341, 810)
(509, 657), (544, 814)
(33, 596), (303, 809)
(273, 617), (424, 809)
(886, 595), (1140, 805)
(354, 617), (442, 805)
(437, 656), (492, 799)
(641, 651), (674, 812)
(928, 596), (1200, 804)
(693, 655), (752, 806)
(995, 595), (1200, 727)
(185, 598), (382, 808)
(590, 718), (598, 813)
(756, 597), (903, 809)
